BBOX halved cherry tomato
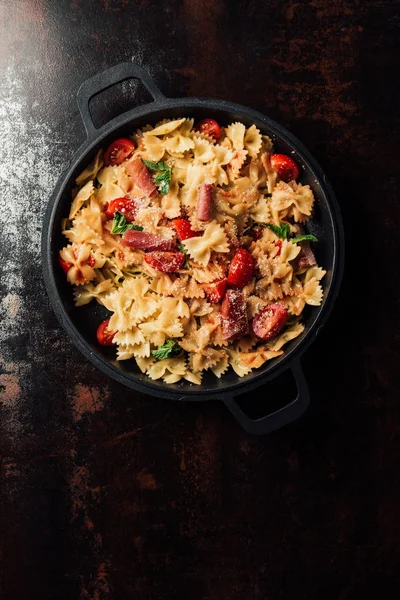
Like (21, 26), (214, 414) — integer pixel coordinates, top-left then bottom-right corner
(274, 240), (282, 256)
(172, 218), (197, 241)
(270, 154), (300, 182)
(194, 118), (222, 141)
(227, 248), (254, 288)
(201, 279), (227, 304)
(252, 304), (288, 341)
(144, 251), (185, 273)
(105, 197), (137, 222)
(104, 138), (135, 166)
(96, 318), (116, 346)
(59, 255), (72, 274)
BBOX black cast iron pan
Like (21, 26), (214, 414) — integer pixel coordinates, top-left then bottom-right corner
(42, 62), (344, 435)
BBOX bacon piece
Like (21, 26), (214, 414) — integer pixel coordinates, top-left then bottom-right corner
(121, 230), (176, 251)
(252, 303), (288, 341)
(197, 183), (213, 221)
(125, 158), (157, 197)
(221, 289), (249, 341)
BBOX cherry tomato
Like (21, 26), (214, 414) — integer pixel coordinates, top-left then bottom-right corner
(252, 304), (288, 341)
(172, 218), (197, 241)
(227, 248), (254, 288)
(201, 279), (227, 304)
(270, 154), (300, 182)
(105, 197), (137, 222)
(194, 118), (222, 141)
(59, 255), (72, 274)
(96, 318), (116, 346)
(87, 255), (96, 267)
(144, 251), (185, 273)
(104, 138), (135, 166)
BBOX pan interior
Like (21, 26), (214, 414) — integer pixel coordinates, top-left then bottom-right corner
(47, 103), (340, 397)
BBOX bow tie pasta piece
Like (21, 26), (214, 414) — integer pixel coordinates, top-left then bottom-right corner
(271, 181), (315, 223)
(244, 125), (262, 158)
(75, 149), (104, 187)
(225, 122), (246, 150)
(69, 180), (94, 219)
(182, 221), (229, 266)
(143, 134), (165, 162)
(147, 118), (186, 136)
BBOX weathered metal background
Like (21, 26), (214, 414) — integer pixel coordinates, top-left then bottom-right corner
(0, 1), (399, 599)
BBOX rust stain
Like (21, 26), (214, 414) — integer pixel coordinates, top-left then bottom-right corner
(136, 468), (158, 490)
(0, 373), (21, 405)
(72, 384), (107, 421)
(70, 465), (90, 519)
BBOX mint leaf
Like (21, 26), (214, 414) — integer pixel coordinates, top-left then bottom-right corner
(111, 211), (143, 235)
(142, 159), (169, 172)
(151, 339), (181, 360)
(142, 159), (171, 195)
(291, 234), (318, 244)
(178, 243), (190, 268)
(157, 170), (171, 195)
(263, 222), (291, 239)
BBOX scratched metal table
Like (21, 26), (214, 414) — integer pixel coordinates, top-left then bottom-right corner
(1, 1), (399, 599)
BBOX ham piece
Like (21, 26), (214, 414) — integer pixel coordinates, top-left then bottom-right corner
(125, 158), (157, 197)
(121, 230), (176, 251)
(197, 183), (213, 221)
(221, 289), (249, 341)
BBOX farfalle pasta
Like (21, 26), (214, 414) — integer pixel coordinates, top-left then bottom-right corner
(59, 116), (326, 385)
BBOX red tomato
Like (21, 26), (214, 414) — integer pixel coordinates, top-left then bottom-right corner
(194, 118), (222, 141)
(227, 248), (254, 288)
(144, 251), (185, 273)
(59, 255), (72, 274)
(172, 218), (197, 241)
(104, 138), (135, 166)
(96, 318), (116, 346)
(201, 279), (227, 304)
(87, 255), (96, 267)
(105, 197), (137, 222)
(274, 240), (282, 256)
(252, 304), (288, 341)
(270, 154), (300, 182)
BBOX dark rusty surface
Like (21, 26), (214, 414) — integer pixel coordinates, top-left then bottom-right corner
(0, 1), (399, 598)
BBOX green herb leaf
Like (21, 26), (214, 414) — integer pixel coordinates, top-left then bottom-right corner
(178, 243), (191, 269)
(111, 211), (143, 235)
(151, 339), (181, 360)
(291, 234), (318, 244)
(142, 159), (171, 195)
(142, 159), (167, 172)
(263, 222), (291, 239)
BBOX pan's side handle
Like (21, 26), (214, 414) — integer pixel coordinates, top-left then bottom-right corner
(76, 62), (166, 138)
(223, 359), (310, 435)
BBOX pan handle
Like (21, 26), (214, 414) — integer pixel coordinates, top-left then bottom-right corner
(222, 359), (310, 435)
(76, 62), (166, 138)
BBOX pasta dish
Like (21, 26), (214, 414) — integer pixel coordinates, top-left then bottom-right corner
(59, 117), (325, 385)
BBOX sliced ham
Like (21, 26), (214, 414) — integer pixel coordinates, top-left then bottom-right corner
(298, 243), (317, 269)
(121, 230), (176, 251)
(197, 183), (213, 221)
(125, 158), (157, 197)
(293, 224), (317, 268)
(221, 289), (249, 341)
